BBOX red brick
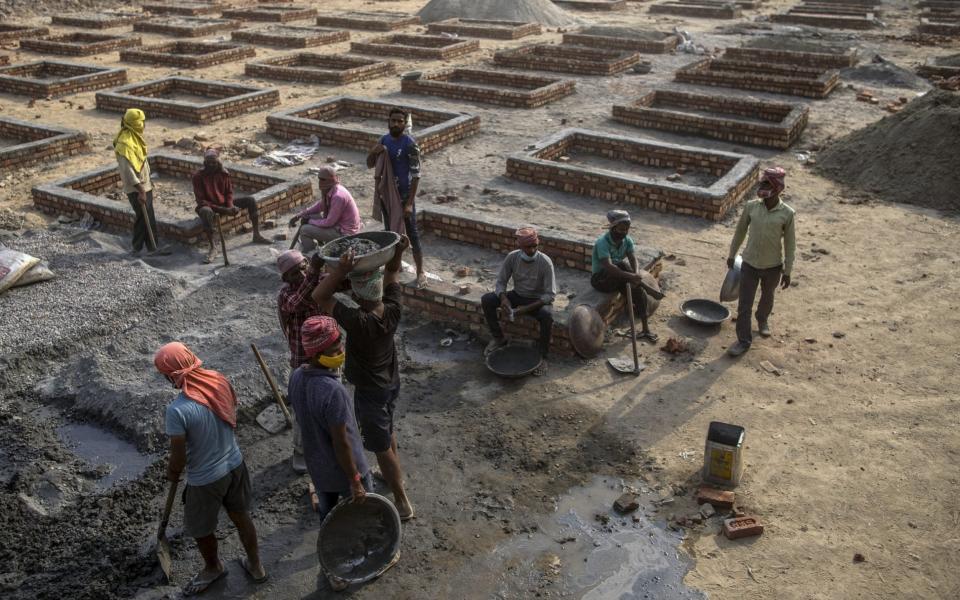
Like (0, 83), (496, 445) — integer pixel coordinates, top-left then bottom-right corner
(723, 516), (764, 540)
(696, 485), (735, 510)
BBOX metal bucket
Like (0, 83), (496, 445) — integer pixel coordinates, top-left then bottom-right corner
(317, 493), (402, 584)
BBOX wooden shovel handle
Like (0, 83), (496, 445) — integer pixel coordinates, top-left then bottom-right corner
(158, 479), (179, 538)
(251, 343), (293, 427)
(625, 285), (640, 375)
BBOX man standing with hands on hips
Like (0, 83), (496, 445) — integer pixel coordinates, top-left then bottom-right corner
(726, 166), (796, 357)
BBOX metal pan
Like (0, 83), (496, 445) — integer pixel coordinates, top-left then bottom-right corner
(319, 231), (400, 273)
(720, 255), (742, 302)
(486, 345), (542, 378)
(680, 298), (731, 325)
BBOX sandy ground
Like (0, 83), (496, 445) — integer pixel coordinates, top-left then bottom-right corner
(1, 0), (960, 599)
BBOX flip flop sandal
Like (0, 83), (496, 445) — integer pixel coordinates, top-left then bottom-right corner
(638, 332), (659, 343)
(397, 504), (415, 522)
(183, 568), (228, 596)
(239, 557), (269, 584)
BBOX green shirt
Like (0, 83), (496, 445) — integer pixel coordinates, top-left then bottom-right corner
(728, 199), (796, 275)
(592, 231), (635, 274)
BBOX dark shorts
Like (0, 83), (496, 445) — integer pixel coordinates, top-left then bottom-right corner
(353, 386), (399, 453)
(182, 462), (251, 539)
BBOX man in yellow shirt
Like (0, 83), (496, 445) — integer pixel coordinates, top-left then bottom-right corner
(726, 167), (796, 357)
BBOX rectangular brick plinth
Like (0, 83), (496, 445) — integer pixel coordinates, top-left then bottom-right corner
(562, 29), (680, 53)
(426, 18), (542, 40)
(726, 46), (859, 69)
(506, 128), (759, 221)
(0, 117), (88, 171)
(401, 68), (576, 108)
(0, 61), (127, 99)
(0, 24), (50, 42)
(350, 34), (480, 60)
(143, 2), (225, 16)
(315, 11), (420, 31)
(31, 150), (312, 244)
(223, 5), (318, 23)
(52, 12), (149, 29)
(20, 33), (143, 56)
(675, 57), (840, 98)
(96, 77), (279, 124)
(770, 11), (877, 29)
(917, 57), (960, 79)
(266, 96), (479, 154)
(789, 4), (880, 17)
(245, 53), (394, 84)
(918, 18), (960, 35)
(120, 41), (255, 69)
(232, 25), (349, 48)
(613, 89), (809, 149)
(494, 44), (639, 75)
(134, 17), (243, 38)
(648, 2), (742, 19)
(551, 0), (627, 11)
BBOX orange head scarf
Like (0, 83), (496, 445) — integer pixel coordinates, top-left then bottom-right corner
(154, 342), (237, 428)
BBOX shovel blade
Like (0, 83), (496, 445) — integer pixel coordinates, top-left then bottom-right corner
(156, 536), (173, 583)
(607, 357), (645, 375)
(256, 404), (287, 434)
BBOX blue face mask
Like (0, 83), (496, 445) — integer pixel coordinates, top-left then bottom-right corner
(520, 251), (537, 263)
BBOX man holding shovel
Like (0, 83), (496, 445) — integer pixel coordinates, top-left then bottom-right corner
(155, 342), (267, 595)
(113, 108), (169, 256)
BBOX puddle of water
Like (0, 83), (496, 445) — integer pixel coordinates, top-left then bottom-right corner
(56, 422), (157, 489)
(452, 476), (706, 599)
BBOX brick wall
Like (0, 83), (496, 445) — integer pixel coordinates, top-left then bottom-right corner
(350, 35), (480, 60)
(0, 62), (127, 99)
(96, 77), (279, 124)
(675, 58), (840, 98)
(494, 44), (639, 75)
(401, 69), (576, 108)
(918, 19), (960, 35)
(0, 24), (50, 42)
(426, 18), (542, 40)
(266, 96), (480, 154)
(223, 6), (318, 23)
(648, 2), (741, 18)
(52, 13), (146, 29)
(769, 12), (877, 29)
(562, 32), (680, 53)
(0, 117), (88, 170)
(315, 13), (420, 31)
(725, 46), (858, 69)
(20, 33), (143, 57)
(552, 0), (628, 10)
(143, 2), (225, 16)
(245, 53), (395, 84)
(32, 151), (313, 243)
(134, 17), (243, 37)
(505, 129), (759, 221)
(119, 42), (255, 68)
(613, 90), (809, 149)
(232, 26), (350, 48)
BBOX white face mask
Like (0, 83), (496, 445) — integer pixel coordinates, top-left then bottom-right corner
(520, 251), (537, 263)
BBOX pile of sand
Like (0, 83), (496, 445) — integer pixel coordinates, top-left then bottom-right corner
(841, 55), (931, 90)
(418, 0), (578, 26)
(816, 90), (960, 212)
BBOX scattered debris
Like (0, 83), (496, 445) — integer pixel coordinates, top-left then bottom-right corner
(760, 360), (781, 376)
(613, 493), (639, 514)
(853, 552), (866, 563)
(661, 337), (690, 354)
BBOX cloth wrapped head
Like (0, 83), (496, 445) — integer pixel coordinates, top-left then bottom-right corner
(276, 249), (305, 275)
(606, 209), (631, 228)
(301, 316), (341, 358)
(349, 268), (384, 302)
(154, 342), (237, 428)
(515, 226), (539, 248)
(113, 108), (147, 172)
(758, 167), (786, 198)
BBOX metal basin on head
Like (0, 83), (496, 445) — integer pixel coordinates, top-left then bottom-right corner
(319, 231), (400, 273)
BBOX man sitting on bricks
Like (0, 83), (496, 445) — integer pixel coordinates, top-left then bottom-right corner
(193, 148), (270, 264)
(288, 166), (364, 253)
(481, 227), (557, 376)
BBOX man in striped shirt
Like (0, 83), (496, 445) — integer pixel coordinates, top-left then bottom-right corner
(481, 227), (557, 376)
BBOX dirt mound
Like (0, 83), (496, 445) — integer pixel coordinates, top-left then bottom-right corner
(816, 90), (960, 212)
(417, 0), (578, 26)
(841, 56), (931, 90)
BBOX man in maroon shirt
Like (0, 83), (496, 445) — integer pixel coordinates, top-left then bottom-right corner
(194, 149), (270, 263)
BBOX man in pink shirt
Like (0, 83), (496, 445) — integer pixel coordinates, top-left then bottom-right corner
(290, 167), (363, 252)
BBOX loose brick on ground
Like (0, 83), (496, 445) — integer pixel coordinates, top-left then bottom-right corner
(696, 485), (735, 509)
(20, 33), (143, 57)
(401, 68), (576, 108)
(723, 516), (764, 539)
(245, 53), (395, 84)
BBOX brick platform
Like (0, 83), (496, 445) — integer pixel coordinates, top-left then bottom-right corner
(505, 129), (759, 221)
(648, 2), (742, 19)
(0, 24), (50, 43)
(134, 16), (243, 38)
(675, 57), (840, 98)
(32, 150), (312, 244)
(232, 25), (349, 48)
(725, 46), (858, 69)
(0, 61), (127, 99)
(143, 2), (224, 16)
(223, 5), (318, 23)
(20, 33), (143, 57)
(918, 17), (960, 35)
(494, 44), (640, 75)
(613, 89), (809, 149)
(401, 69), (576, 108)
(562, 30), (681, 54)
(770, 11), (877, 29)
(426, 18), (542, 39)
(0, 117), (88, 170)
(917, 56), (960, 79)
(315, 11), (420, 31)
(245, 53), (395, 84)
(350, 34), (480, 60)
(789, 4), (879, 17)
(96, 77), (279, 124)
(52, 12), (149, 30)
(267, 96), (479, 154)
(120, 41), (255, 69)
(0, 56), (8, 67)
(551, 0), (627, 10)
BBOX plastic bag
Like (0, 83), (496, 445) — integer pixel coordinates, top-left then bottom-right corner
(12, 261), (56, 288)
(0, 248), (40, 294)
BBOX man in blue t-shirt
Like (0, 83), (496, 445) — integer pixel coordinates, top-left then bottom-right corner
(590, 210), (665, 342)
(366, 107), (425, 287)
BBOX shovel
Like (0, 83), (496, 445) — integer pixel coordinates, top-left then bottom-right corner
(140, 193), (158, 252)
(216, 215), (229, 267)
(608, 285), (643, 376)
(156, 479), (179, 583)
(251, 343), (293, 434)
(289, 221), (304, 250)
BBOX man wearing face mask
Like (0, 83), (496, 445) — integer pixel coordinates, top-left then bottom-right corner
(590, 210), (665, 343)
(726, 166), (796, 357)
(289, 166), (364, 253)
(481, 227), (556, 376)
(310, 235), (414, 521)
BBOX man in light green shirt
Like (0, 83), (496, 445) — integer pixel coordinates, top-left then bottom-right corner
(727, 167), (796, 357)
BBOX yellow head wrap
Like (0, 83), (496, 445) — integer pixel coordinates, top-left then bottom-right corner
(113, 108), (147, 172)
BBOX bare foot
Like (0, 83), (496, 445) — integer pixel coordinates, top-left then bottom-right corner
(252, 234), (272, 245)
